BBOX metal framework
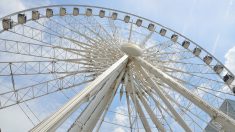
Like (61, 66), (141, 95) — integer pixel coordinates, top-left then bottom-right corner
(0, 5), (235, 132)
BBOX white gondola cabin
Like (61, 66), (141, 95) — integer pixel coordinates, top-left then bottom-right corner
(136, 19), (142, 27)
(159, 28), (166, 36)
(86, 8), (92, 16)
(46, 8), (53, 18)
(213, 64), (223, 74)
(32, 10), (40, 20)
(148, 23), (155, 31)
(99, 10), (105, 18)
(171, 34), (178, 42)
(223, 74), (234, 85)
(60, 7), (66, 16)
(111, 12), (118, 20)
(2, 18), (13, 30)
(193, 47), (201, 56)
(203, 55), (212, 65)
(124, 15), (130, 23)
(182, 40), (190, 49)
(18, 14), (26, 24)
(73, 8), (79, 16)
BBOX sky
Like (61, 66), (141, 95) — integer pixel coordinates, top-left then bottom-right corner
(0, 0), (235, 131)
(0, 0), (234, 73)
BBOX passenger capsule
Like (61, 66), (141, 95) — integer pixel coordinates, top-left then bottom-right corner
(73, 8), (79, 16)
(18, 14), (26, 24)
(148, 23), (155, 31)
(46, 8), (53, 18)
(159, 28), (166, 36)
(182, 40), (190, 49)
(171, 34), (178, 42)
(232, 86), (235, 94)
(112, 12), (118, 20)
(223, 74), (234, 85)
(86, 8), (92, 16)
(2, 18), (13, 30)
(60, 7), (66, 16)
(32, 10), (40, 20)
(213, 64), (223, 74)
(193, 47), (201, 56)
(124, 15), (130, 23)
(203, 55), (212, 65)
(136, 19), (142, 27)
(99, 10), (105, 18)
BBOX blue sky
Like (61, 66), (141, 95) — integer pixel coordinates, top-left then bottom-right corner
(0, 0), (235, 131)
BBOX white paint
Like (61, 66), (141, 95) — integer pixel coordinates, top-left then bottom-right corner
(121, 43), (143, 56)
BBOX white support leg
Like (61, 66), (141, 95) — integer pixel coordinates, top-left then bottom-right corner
(73, 87), (114, 132)
(69, 70), (125, 132)
(134, 63), (191, 132)
(86, 70), (125, 131)
(84, 90), (113, 131)
(30, 55), (128, 132)
(69, 77), (116, 132)
(95, 72), (125, 132)
(135, 57), (235, 131)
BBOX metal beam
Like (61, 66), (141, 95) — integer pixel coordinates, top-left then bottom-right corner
(124, 71), (134, 131)
(69, 84), (114, 132)
(134, 74), (174, 131)
(135, 57), (235, 131)
(134, 62), (192, 132)
(0, 60), (88, 76)
(139, 28), (155, 47)
(0, 72), (92, 109)
(95, 73), (125, 132)
(135, 82), (166, 132)
(30, 55), (128, 132)
(68, 70), (125, 132)
(129, 70), (152, 132)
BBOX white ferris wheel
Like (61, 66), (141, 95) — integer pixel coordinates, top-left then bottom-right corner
(0, 5), (235, 132)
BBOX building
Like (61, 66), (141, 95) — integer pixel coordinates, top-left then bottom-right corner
(204, 99), (235, 132)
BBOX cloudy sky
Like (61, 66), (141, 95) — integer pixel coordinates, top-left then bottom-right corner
(0, 0), (235, 131)
(0, 0), (234, 73)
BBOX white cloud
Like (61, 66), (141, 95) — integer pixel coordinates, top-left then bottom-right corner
(0, 0), (25, 18)
(0, 0), (52, 18)
(112, 106), (129, 132)
(114, 106), (129, 124)
(225, 46), (235, 75)
(114, 127), (126, 132)
(0, 106), (33, 132)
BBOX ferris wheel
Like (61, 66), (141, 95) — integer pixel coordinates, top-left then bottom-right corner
(0, 5), (235, 132)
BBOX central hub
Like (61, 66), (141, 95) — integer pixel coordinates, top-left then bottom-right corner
(121, 43), (143, 57)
